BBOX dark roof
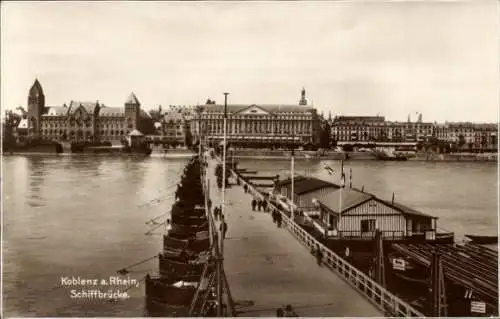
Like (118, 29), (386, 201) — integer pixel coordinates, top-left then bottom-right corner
(276, 176), (339, 195)
(99, 107), (124, 117)
(125, 92), (140, 105)
(334, 115), (385, 122)
(202, 104), (316, 115)
(29, 79), (44, 96)
(68, 101), (99, 114)
(315, 188), (373, 214)
(377, 199), (434, 218)
(316, 186), (434, 218)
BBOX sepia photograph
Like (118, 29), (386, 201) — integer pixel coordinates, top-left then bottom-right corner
(1, 0), (498, 317)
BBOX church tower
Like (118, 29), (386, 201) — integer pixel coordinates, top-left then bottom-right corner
(299, 87), (308, 106)
(124, 92), (141, 132)
(27, 79), (45, 137)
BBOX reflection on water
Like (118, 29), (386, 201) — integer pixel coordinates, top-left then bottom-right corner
(2, 155), (498, 316)
(3, 155), (188, 317)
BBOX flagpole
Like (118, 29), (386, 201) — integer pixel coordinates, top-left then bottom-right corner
(339, 160), (344, 221)
(222, 93), (229, 225)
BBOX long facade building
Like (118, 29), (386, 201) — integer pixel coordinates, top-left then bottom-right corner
(330, 115), (497, 151)
(330, 115), (433, 143)
(22, 79), (152, 143)
(197, 103), (321, 147)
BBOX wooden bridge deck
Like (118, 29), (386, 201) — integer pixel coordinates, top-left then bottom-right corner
(204, 157), (381, 317)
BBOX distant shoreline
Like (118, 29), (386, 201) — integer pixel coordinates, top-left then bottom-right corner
(230, 150), (498, 162)
(3, 150), (496, 162)
(231, 155), (497, 162)
(3, 151), (195, 159)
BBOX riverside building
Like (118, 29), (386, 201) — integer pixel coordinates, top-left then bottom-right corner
(330, 113), (497, 152)
(196, 88), (321, 148)
(160, 106), (195, 146)
(22, 79), (152, 144)
(330, 114), (433, 143)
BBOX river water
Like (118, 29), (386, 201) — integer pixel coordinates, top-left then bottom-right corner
(2, 155), (498, 317)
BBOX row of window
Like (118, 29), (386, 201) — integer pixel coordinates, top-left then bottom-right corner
(201, 115), (312, 120)
(334, 127), (432, 133)
(39, 129), (127, 136)
(42, 122), (130, 129)
(208, 129), (310, 135)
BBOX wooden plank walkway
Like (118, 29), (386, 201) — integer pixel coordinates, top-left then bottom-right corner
(204, 156), (381, 317)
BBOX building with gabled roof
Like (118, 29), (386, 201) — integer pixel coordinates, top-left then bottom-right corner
(160, 106), (195, 146)
(275, 175), (439, 241)
(274, 176), (340, 211)
(196, 89), (321, 148)
(311, 186), (437, 240)
(25, 79), (153, 144)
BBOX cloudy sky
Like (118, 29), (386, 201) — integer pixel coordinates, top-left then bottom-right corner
(1, 1), (498, 122)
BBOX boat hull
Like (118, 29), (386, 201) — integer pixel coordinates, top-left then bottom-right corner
(158, 254), (205, 277)
(145, 276), (196, 306)
(465, 234), (498, 244)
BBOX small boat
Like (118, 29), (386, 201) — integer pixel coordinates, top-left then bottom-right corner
(374, 153), (408, 161)
(465, 234), (498, 244)
(372, 149), (408, 161)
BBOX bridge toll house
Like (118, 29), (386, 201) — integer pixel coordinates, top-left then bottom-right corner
(273, 176), (452, 242)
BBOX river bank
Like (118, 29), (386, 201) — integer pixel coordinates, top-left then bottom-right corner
(228, 149), (498, 162)
(3, 148), (497, 162)
(3, 147), (194, 158)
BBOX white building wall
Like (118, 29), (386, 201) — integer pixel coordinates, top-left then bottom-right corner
(338, 199), (407, 237)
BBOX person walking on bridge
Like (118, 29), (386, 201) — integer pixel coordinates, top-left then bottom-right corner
(220, 217), (228, 240)
(315, 246), (324, 266)
(272, 209), (278, 224)
(213, 206), (220, 221)
(257, 199), (262, 211)
(251, 198), (257, 211)
(243, 184), (248, 193)
(284, 305), (298, 317)
(276, 211), (282, 228)
(276, 307), (284, 317)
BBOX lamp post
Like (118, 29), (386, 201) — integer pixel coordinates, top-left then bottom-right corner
(217, 92), (229, 317)
(222, 92), (229, 224)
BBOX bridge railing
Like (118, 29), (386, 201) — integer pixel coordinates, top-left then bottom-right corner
(225, 161), (424, 318)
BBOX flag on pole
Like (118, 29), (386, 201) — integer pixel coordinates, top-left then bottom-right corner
(323, 164), (335, 175)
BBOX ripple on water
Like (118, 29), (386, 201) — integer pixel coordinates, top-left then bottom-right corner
(3, 155), (186, 316)
(2, 156), (497, 316)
